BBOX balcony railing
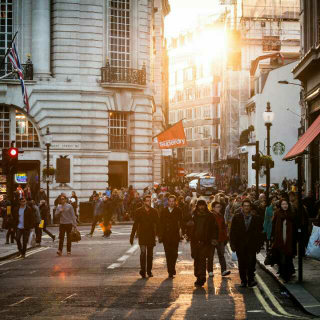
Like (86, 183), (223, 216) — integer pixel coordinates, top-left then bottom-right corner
(101, 62), (146, 86)
(108, 134), (131, 151)
(0, 60), (33, 80)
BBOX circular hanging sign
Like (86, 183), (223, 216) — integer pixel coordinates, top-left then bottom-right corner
(272, 142), (286, 156)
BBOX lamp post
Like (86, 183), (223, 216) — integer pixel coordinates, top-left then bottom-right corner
(44, 127), (53, 215)
(263, 102), (274, 207)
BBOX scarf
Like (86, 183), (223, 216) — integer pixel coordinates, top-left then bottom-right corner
(241, 209), (252, 231)
(272, 210), (293, 256)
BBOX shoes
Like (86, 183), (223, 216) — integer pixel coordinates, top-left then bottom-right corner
(36, 243), (41, 247)
(194, 280), (205, 287)
(147, 272), (154, 277)
(168, 273), (174, 278)
(56, 250), (62, 256)
(208, 272), (214, 277)
(248, 281), (257, 287)
(239, 282), (247, 288)
(21, 254), (25, 259)
(85, 234), (92, 238)
(222, 270), (231, 277)
(52, 235), (56, 242)
(139, 270), (146, 278)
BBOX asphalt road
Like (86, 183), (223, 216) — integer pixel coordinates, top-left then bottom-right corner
(0, 225), (315, 320)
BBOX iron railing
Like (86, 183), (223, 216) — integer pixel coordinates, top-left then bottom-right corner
(101, 62), (146, 86)
(108, 134), (131, 151)
(0, 60), (33, 80)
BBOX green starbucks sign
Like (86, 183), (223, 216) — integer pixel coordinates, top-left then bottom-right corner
(272, 142), (285, 156)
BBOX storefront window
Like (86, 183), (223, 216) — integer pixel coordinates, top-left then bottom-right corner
(15, 111), (40, 148)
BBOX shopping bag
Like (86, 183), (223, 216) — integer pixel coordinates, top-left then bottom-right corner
(39, 220), (44, 229)
(28, 231), (36, 247)
(306, 225), (320, 260)
(70, 228), (81, 242)
(231, 251), (238, 261)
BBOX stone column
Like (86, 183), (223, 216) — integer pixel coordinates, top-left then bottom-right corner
(32, 0), (51, 78)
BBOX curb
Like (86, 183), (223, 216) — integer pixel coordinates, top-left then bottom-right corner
(0, 245), (37, 262)
(256, 253), (320, 317)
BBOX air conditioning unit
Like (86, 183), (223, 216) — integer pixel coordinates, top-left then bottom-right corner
(240, 146), (247, 154)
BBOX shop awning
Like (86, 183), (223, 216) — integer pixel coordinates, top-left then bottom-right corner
(283, 115), (320, 161)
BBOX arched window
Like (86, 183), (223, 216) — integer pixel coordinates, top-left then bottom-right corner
(0, 105), (40, 148)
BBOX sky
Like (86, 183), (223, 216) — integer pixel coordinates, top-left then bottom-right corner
(164, 0), (222, 38)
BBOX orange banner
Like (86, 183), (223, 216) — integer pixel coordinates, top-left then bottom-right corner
(156, 121), (187, 149)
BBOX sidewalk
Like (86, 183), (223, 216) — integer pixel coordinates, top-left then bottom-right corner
(257, 248), (320, 317)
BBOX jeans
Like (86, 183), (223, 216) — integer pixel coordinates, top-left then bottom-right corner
(207, 242), (227, 273)
(90, 215), (100, 235)
(163, 241), (179, 275)
(237, 248), (256, 284)
(58, 224), (72, 252)
(6, 228), (15, 243)
(42, 227), (55, 240)
(192, 242), (210, 282)
(35, 224), (41, 244)
(140, 245), (154, 274)
(16, 228), (30, 255)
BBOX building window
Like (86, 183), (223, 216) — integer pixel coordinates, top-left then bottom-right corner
(196, 65), (203, 79)
(15, 111), (40, 148)
(203, 84), (211, 97)
(195, 85), (201, 99)
(186, 108), (192, 120)
(108, 112), (130, 150)
(194, 106), (201, 119)
(177, 70), (183, 84)
(185, 87), (193, 101)
(194, 127), (201, 140)
(176, 90), (183, 103)
(0, 0), (13, 74)
(0, 105), (10, 148)
(186, 148), (192, 163)
(203, 125), (211, 139)
(183, 67), (193, 82)
(177, 109), (184, 121)
(203, 148), (209, 163)
(108, 0), (130, 68)
(185, 127), (192, 140)
(169, 111), (176, 124)
(202, 105), (211, 119)
(194, 148), (201, 162)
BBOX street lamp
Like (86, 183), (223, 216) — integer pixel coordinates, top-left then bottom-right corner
(263, 102), (274, 207)
(44, 127), (53, 215)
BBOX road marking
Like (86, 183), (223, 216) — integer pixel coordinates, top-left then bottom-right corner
(255, 273), (308, 319)
(108, 244), (139, 269)
(29, 270), (37, 274)
(9, 297), (31, 307)
(108, 263), (121, 269)
(156, 251), (182, 255)
(117, 255), (130, 262)
(253, 286), (282, 317)
(61, 293), (76, 303)
(127, 244), (139, 254)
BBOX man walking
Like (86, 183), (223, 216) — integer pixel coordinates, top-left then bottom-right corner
(208, 201), (231, 277)
(187, 199), (219, 287)
(12, 197), (35, 258)
(159, 195), (185, 278)
(86, 193), (103, 237)
(130, 195), (159, 278)
(230, 199), (262, 287)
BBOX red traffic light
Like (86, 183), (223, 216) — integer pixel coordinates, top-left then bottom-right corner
(8, 148), (18, 158)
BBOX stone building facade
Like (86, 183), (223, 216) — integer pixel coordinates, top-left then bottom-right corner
(0, 0), (170, 210)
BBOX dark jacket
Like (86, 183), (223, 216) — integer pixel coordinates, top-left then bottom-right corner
(39, 203), (49, 225)
(130, 206), (159, 247)
(230, 211), (262, 254)
(188, 209), (219, 245)
(12, 205), (35, 230)
(35, 191), (47, 205)
(159, 206), (185, 244)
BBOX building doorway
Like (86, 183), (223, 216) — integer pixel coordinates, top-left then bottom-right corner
(108, 161), (128, 190)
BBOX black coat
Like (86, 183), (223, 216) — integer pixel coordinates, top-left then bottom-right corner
(230, 212), (262, 254)
(159, 206), (185, 244)
(188, 209), (219, 245)
(12, 205), (35, 230)
(130, 206), (159, 246)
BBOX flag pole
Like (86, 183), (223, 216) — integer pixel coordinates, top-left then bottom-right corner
(0, 31), (18, 70)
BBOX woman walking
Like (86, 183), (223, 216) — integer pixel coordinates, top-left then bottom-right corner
(39, 200), (55, 243)
(271, 199), (297, 282)
(55, 195), (77, 256)
(70, 191), (80, 223)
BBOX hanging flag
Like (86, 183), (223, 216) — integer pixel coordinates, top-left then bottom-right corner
(155, 120), (187, 149)
(8, 43), (30, 114)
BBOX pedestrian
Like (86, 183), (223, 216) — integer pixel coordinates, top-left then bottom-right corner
(27, 198), (41, 246)
(12, 197), (35, 258)
(129, 191), (143, 220)
(230, 198), (262, 287)
(271, 199), (298, 282)
(159, 195), (185, 278)
(208, 201), (231, 277)
(224, 194), (236, 236)
(130, 195), (159, 278)
(89, 190), (97, 202)
(263, 196), (277, 251)
(70, 191), (80, 223)
(4, 211), (15, 244)
(0, 194), (11, 232)
(102, 196), (113, 238)
(39, 200), (55, 242)
(186, 199), (219, 287)
(86, 193), (103, 237)
(281, 177), (288, 191)
(256, 198), (267, 248)
(55, 195), (77, 256)
(35, 188), (47, 205)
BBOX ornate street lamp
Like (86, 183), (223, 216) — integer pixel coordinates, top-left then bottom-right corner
(263, 102), (274, 207)
(44, 127), (53, 216)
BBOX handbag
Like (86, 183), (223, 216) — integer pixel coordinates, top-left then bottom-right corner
(70, 228), (81, 242)
(28, 231), (36, 247)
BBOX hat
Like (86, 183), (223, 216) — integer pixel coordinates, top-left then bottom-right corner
(196, 199), (207, 207)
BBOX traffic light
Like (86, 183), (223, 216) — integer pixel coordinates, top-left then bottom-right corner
(8, 147), (18, 174)
(252, 154), (260, 171)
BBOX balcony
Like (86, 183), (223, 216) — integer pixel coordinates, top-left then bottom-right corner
(108, 134), (131, 151)
(0, 61), (33, 80)
(101, 62), (146, 88)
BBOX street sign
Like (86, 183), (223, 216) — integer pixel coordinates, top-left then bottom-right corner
(177, 167), (185, 177)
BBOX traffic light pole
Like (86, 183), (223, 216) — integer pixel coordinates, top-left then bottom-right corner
(255, 141), (259, 201)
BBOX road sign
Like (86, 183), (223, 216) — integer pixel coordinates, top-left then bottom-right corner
(177, 167), (185, 177)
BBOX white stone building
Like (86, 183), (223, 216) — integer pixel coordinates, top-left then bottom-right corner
(0, 0), (170, 211)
